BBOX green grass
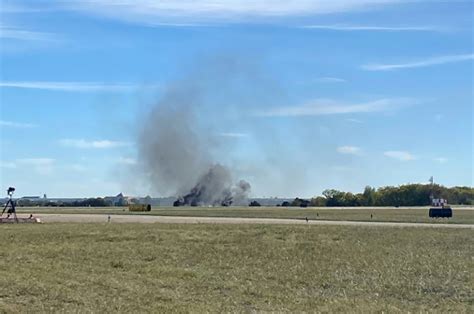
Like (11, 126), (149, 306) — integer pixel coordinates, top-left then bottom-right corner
(19, 206), (474, 224)
(0, 223), (472, 312)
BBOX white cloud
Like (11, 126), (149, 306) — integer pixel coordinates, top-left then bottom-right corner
(17, 158), (55, 165)
(0, 120), (37, 128)
(66, 0), (403, 24)
(384, 151), (416, 161)
(362, 54), (474, 71)
(255, 98), (417, 117)
(345, 118), (363, 123)
(59, 139), (131, 149)
(218, 132), (249, 138)
(434, 157), (448, 163)
(117, 157), (137, 165)
(302, 24), (441, 32)
(0, 26), (57, 41)
(315, 77), (346, 83)
(68, 164), (88, 172)
(17, 158), (55, 175)
(337, 146), (362, 155)
(0, 4), (57, 13)
(0, 81), (161, 92)
(0, 161), (17, 169)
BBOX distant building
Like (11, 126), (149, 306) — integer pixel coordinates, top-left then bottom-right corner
(21, 196), (41, 201)
(16, 196), (42, 206)
(104, 193), (130, 206)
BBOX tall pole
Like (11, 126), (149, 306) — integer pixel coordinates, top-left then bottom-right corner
(429, 176), (434, 205)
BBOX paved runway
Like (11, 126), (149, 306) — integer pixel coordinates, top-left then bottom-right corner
(21, 213), (474, 229)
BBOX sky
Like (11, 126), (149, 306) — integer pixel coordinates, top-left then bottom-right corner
(0, 0), (473, 198)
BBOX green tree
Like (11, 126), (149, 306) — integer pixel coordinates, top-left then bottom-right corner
(362, 186), (376, 206)
(310, 196), (327, 207)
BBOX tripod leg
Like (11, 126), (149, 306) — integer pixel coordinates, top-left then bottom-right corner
(1, 199), (11, 216)
(11, 200), (18, 222)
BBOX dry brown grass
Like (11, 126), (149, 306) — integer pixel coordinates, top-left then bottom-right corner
(0, 223), (472, 312)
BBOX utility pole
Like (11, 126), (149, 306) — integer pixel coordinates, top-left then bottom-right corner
(429, 176), (434, 204)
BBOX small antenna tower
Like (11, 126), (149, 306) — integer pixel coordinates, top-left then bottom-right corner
(429, 176), (434, 203)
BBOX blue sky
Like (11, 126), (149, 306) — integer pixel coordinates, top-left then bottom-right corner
(0, 0), (472, 198)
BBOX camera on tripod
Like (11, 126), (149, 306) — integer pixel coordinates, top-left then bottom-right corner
(2, 186), (17, 221)
(7, 187), (15, 197)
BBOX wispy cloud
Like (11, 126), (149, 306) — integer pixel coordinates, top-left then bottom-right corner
(0, 26), (57, 41)
(337, 146), (362, 155)
(362, 54), (474, 71)
(434, 157), (448, 163)
(0, 3), (58, 13)
(315, 77), (346, 83)
(1, 159), (57, 171)
(218, 132), (249, 138)
(65, 0), (403, 25)
(0, 81), (161, 92)
(59, 139), (131, 149)
(255, 98), (417, 117)
(0, 120), (37, 128)
(117, 157), (137, 165)
(345, 118), (363, 124)
(68, 164), (88, 172)
(302, 24), (442, 32)
(17, 158), (55, 165)
(17, 158), (56, 174)
(384, 151), (416, 161)
(0, 161), (17, 169)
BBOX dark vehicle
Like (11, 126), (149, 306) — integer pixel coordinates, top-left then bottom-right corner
(249, 200), (261, 207)
(429, 207), (452, 218)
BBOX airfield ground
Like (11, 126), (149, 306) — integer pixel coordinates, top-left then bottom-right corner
(0, 223), (472, 312)
(10, 213), (474, 229)
(17, 206), (474, 224)
(1, 207), (472, 312)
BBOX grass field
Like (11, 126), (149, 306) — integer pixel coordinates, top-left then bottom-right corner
(0, 223), (472, 312)
(19, 206), (474, 224)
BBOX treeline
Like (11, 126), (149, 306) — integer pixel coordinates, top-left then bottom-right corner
(17, 198), (112, 207)
(293, 184), (473, 207)
(16, 197), (152, 207)
(11, 184), (473, 208)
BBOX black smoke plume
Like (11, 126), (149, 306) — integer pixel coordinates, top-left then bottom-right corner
(173, 164), (250, 207)
(137, 72), (251, 206)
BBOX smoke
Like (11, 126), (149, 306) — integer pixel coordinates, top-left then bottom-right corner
(134, 55), (318, 200)
(137, 67), (251, 206)
(173, 164), (251, 206)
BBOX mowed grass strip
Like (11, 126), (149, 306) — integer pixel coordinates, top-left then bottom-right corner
(0, 224), (472, 312)
(21, 206), (474, 224)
